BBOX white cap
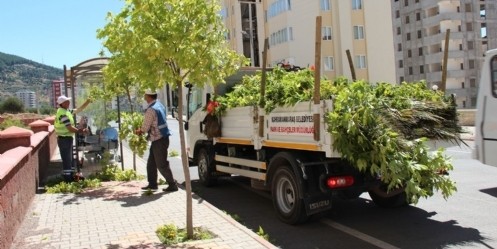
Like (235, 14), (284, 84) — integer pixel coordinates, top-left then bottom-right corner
(144, 89), (158, 95)
(57, 95), (71, 104)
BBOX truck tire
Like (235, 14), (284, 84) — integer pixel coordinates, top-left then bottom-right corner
(368, 185), (408, 208)
(198, 148), (217, 187)
(271, 167), (307, 224)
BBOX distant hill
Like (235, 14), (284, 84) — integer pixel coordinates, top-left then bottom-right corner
(0, 51), (63, 104)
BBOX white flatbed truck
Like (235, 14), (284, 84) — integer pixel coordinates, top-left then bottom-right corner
(183, 68), (415, 224)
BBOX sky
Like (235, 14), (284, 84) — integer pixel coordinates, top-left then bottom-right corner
(0, 1), (125, 69)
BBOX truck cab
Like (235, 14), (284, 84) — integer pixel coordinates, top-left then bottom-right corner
(475, 49), (497, 167)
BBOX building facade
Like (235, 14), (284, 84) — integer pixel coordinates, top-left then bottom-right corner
(15, 91), (36, 109)
(220, 0), (397, 84)
(391, 0), (497, 108)
(51, 79), (66, 107)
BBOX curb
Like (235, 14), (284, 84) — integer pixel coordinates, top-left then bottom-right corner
(200, 195), (279, 249)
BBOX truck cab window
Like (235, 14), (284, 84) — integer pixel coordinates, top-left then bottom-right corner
(491, 56), (497, 98)
(188, 88), (203, 117)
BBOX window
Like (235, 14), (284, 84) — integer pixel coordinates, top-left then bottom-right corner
(420, 65), (424, 74)
(220, 7), (229, 19)
(289, 27), (294, 41)
(352, 0), (362, 10)
(470, 78), (476, 88)
(355, 55), (367, 69)
(417, 30), (422, 38)
(467, 23), (473, 31)
(353, 26), (364, 39)
(268, 0), (292, 19)
(405, 0), (408, 6)
(324, 56), (334, 71)
(400, 76), (405, 82)
(407, 32), (411, 40)
(468, 41), (474, 50)
(398, 43), (402, 51)
(408, 49), (412, 58)
(418, 47), (423, 55)
(469, 59), (475, 69)
(396, 10), (400, 18)
(416, 12), (421, 21)
(321, 0), (331, 11)
(397, 27), (401, 35)
(409, 67), (413, 75)
(322, 27), (332, 40)
(399, 60), (404, 68)
(406, 16), (410, 24)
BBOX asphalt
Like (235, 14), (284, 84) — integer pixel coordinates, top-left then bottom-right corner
(10, 142), (278, 249)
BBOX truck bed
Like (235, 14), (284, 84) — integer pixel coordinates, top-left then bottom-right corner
(215, 100), (339, 158)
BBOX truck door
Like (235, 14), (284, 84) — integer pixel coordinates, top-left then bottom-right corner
(476, 51), (497, 166)
(186, 86), (209, 159)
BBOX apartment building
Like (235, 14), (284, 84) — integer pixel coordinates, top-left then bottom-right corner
(220, 0), (396, 84)
(392, 0), (497, 108)
(15, 90), (36, 109)
(51, 79), (66, 108)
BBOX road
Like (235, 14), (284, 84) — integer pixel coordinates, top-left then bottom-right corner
(135, 119), (497, 248)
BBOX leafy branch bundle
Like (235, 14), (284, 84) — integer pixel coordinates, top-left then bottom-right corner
(214, 67), (459, 203)
(119, 112), (148, 157)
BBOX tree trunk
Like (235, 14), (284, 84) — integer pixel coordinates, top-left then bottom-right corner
(176, 82), (193, 238)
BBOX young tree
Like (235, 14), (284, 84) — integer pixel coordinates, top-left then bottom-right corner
(97, 0), (245, 237)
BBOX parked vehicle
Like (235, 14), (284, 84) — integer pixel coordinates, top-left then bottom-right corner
(183, 67), (454, 224)
(475, 49), (497, 167)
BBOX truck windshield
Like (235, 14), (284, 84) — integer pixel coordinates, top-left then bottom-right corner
(188, 88), (203, 118)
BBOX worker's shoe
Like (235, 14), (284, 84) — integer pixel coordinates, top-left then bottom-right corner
(163, 184), (178, 192)
(141, 185), (158, 190)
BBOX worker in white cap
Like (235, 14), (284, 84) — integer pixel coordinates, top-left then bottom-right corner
(135, 89), (177, 192)
(54, 95), (92, 182)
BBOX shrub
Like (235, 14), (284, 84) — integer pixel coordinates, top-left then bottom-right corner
(0, 97), (24, 114)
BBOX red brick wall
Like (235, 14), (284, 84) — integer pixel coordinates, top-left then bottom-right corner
(0, 147), (36, 249)
(0, 124), (51, 249)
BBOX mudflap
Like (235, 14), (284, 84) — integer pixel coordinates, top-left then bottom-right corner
(303, 194), (332, 216)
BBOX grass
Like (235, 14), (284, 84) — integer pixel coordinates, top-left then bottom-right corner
(156, 224), (216, 245)
(44, 164), (144, 194)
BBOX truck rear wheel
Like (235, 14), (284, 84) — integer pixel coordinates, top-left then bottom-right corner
(198, 148), (217, 187)
(271, 167), (307, 224)
(368, 185), (408, 208)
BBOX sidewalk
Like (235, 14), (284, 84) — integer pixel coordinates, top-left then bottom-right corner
(11, 144), (277, 249)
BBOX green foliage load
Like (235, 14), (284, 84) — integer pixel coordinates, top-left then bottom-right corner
(214, 67), (459, 203)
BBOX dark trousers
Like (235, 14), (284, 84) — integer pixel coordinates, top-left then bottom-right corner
(147, 136), (175, 186)
(57, 136), (74, 181)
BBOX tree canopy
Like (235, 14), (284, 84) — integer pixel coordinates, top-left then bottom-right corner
(97, 0), (245, 94)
